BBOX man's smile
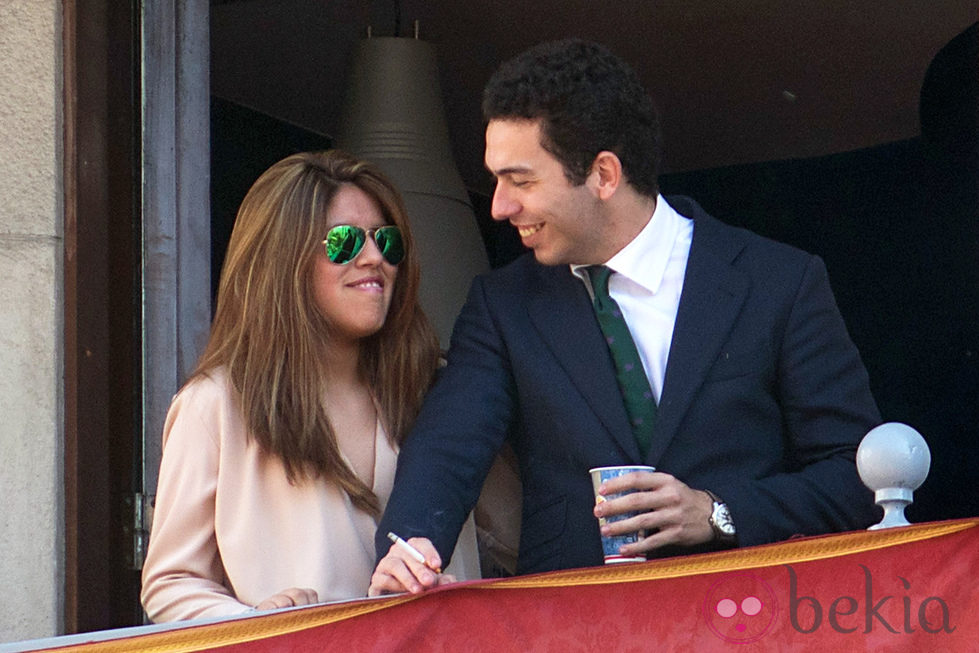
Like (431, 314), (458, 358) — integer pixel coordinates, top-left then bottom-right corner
(515, 222), (544, 238)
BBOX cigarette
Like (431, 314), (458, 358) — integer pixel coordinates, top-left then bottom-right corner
(386, 532), (441, 574)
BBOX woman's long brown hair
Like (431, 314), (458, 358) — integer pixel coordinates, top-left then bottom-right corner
(192, 150), (439, 516)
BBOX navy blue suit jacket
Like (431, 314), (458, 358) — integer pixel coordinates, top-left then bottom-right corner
(377, 196), (880, 574)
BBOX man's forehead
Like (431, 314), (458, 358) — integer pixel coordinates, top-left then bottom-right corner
(484, 118), (547, 172)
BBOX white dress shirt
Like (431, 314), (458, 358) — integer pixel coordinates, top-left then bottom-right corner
(572, 195), (693, 402)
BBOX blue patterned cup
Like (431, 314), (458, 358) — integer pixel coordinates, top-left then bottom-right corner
(589, 465), (656, 563)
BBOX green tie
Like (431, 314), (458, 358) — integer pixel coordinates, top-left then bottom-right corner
(588, 265), (656, 459)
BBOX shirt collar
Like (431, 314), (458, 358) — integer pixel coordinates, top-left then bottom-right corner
(571, 194), (683, 295)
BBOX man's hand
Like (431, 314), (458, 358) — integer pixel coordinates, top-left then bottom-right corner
(368, 537), (456, 596)
(254, 587), (319, 611)
(593, 471), (715, 557)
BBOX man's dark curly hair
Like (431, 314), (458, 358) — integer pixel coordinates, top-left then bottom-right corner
(482, 39), (661, 198)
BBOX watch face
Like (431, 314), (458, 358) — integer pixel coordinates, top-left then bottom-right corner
(713, 503), (736, 536)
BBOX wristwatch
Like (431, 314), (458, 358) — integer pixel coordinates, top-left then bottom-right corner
(705, 490), (736, 542)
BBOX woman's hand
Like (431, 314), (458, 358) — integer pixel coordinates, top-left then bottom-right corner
(254, 587), (319, 611)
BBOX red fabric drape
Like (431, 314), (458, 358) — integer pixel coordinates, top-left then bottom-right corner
(35, 519), (979, 652)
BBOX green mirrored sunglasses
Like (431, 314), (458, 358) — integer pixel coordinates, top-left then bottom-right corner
(323, 224), (405, 266)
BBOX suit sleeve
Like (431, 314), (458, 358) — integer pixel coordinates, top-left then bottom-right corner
(377, 275), (517, 565)
(713, 255), (880, 545)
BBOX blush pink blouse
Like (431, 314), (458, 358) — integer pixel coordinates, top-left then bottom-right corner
(140, 369), (480, 622)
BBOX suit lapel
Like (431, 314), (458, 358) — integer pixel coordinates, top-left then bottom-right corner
(527, 265), (640, 460)
(648, 210), (749, 466)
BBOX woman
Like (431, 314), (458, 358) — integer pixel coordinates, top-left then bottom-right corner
(141, 150), (479, 622)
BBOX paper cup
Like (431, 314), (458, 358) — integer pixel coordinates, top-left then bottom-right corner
(589, 465), (656, 563)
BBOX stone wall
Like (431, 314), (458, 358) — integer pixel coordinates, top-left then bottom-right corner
(0, 0), (64, 642)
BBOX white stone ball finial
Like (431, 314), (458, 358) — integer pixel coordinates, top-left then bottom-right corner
(857, 422), (931, 530)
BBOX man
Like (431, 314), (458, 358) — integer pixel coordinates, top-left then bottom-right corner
(369, 39), (879, 595)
